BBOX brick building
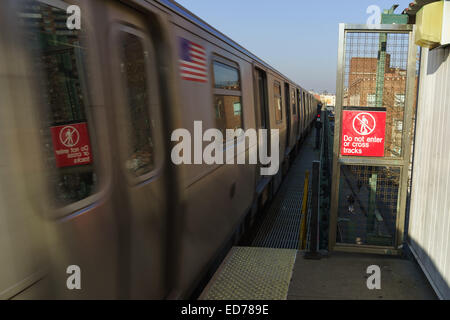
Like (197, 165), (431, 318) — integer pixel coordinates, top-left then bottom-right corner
(344, 55), (408, 157)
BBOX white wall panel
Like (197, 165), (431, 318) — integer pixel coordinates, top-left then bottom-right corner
(409, 45), (450, 299)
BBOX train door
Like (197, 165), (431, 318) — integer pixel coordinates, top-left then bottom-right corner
(303, 91), (307, 133)
(291, 87), (298, 146)
(105, 1), (169, 299)
(284, 83), (291, 155)
(0, 1), (53, 299)
(254, 67), (270, 188)
(10, 0), (130, 299)
(255, 69), (269, 131)
(296, 88), (301, 141)
(299, 90), (303, 136)
(308, 96), (311, 126)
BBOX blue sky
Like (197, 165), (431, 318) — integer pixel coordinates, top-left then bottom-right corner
(176, 0), (413, 93)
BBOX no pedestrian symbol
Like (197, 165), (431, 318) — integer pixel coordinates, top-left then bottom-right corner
(353, 113), (376, 136)
(341, 110), (386, 157)
(59, 126), (80, 147)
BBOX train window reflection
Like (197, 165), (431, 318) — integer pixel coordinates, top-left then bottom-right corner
(19, 0), (98, 207)
(214, 95), (243, 135)
(212, 59), (243, 140)
(213, 61), (240, 90)
(120, 32), (155, 176)
(274, 81), (283, 123)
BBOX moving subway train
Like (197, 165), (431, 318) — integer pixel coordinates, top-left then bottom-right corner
(0, 0), (319, 299)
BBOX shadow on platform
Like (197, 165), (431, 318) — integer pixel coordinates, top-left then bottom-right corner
(288, 251), (437, 300)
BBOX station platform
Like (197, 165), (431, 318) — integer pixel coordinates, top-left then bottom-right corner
(200, 132), (437, 300)
(200, 247), (436, 300)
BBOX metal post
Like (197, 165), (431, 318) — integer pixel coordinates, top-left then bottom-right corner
(299, 171), (310, 250)
(315, 119), (322, 149)
(367, 173), (378, 234)
(305, 161), (321, 260)
(375, 33), (387, 107)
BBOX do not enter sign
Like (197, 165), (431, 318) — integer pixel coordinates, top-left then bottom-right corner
(50, 122), (93, 168)
(341, 110), (386, 157)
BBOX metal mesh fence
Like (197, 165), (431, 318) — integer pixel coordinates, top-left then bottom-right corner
(337, 165), (400, 247)
(343, 32), (409, 158)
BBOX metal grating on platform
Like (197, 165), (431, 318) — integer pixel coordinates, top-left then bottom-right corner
(200, 247), (297, 300)
(252, 133), (319, 249)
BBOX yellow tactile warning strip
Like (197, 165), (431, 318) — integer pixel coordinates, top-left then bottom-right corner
(200, 247), (297, 300)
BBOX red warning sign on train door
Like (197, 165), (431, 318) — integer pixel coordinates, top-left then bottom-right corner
(341, 110), (386, 157)
(50, 122), (93, 168)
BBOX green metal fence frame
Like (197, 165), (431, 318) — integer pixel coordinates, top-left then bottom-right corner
(329, 24), (417, 255)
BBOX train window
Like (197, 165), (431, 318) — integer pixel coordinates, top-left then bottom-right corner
(19, 0), (98, 207)
(119, 32), (155, 176)
(274, 81), (283, 123)
(213, 61), (241, 90)
(212, 60), (243, 139)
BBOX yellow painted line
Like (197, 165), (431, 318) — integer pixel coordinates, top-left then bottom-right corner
(299, 170), (310, 250)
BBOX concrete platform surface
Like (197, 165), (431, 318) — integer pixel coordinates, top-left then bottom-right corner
(288, 251), (437, 300)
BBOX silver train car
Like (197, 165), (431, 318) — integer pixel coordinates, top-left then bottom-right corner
(0, 0), (320, 299)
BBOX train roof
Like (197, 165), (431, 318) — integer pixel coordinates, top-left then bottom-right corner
(156, 0), (310, 93)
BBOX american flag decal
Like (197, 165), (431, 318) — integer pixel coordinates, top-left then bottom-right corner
(179, 37), (208, 83)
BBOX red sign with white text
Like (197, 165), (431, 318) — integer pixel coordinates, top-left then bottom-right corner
(341, 110), (386, 157)
(50, 122), (92, 168)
